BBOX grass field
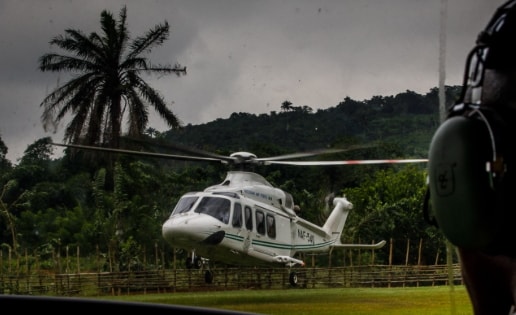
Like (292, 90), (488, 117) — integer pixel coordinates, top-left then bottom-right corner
(97, 285), (474, 315)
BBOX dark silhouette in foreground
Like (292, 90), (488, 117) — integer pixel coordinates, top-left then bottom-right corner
(427, 1), (516, 314)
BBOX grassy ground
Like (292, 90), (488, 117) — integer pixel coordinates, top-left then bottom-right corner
(96, 285), (474, 315)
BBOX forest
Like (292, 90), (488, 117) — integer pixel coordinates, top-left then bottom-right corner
(0, 86), (462, 271)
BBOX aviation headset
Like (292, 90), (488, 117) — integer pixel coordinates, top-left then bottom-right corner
(424, 0), (516, 255)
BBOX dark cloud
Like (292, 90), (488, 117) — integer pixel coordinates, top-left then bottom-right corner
(0, 0), (501, 163)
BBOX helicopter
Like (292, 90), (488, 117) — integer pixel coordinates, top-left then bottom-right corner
(53, 142), (427, 286)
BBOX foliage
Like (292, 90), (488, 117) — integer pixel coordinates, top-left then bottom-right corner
(342, 165), (445, 265)
(0, 135), (12, 176)
(1, 81), (457, 268)
(38, 6), (186, 149)
(164, 87), (460, 156)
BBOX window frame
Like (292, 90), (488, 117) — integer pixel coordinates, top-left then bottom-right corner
(256, 210), (265, 235)
(232, 202), (243, 228)
(266, 214), (276, 238)
(244, 206), (253, 231)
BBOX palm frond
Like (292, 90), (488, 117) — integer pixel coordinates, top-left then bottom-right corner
(38, 6), (185, 151)
(127, 22), (170, 60)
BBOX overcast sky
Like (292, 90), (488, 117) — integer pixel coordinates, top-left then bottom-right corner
(0, 0), (502, 163)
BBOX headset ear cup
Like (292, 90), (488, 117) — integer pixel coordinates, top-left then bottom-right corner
(428, 115), (503, 250)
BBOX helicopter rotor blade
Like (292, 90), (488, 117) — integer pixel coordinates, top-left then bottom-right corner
(255, 144), (374, 162)
(122, 137), (232, 162)
(51, 143), (226, 163)
(264, 158), (429, 166)
(52, 142), (416, 167)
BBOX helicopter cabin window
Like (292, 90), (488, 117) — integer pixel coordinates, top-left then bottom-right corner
(194, 196), (231, 224)
(244, 206), (253, 231)
(256, 210), (265, 235)
(284, 192), (294, 209)
(266, 214), (276, 238)
(171, 196), (199, 216)
(232, 203), (243, 228)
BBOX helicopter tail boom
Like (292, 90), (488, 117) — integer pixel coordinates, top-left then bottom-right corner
(331, 240), (387, 250)
(322, 197), (387, 250)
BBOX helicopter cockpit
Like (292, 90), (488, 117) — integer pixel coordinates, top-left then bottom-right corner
(171, 195), (198, 215)
(170, 193), (232, 224)
(195, 196), (231, 224)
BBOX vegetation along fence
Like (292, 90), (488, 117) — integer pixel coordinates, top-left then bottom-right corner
(0, 238), (462, 296)
(0, 264), (462, 296)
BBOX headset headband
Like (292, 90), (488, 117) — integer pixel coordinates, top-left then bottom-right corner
(455, 0), (516, 107)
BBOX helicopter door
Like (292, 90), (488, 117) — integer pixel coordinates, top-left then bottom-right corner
(266, 214), (276, 239)
(242, 206), (253, 253)
(244, 206), (253, 231)
(256, 210), (266, 236)
(232, 203), (243, 228)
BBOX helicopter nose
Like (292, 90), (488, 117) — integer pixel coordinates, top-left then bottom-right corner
(202, 230), (225, 245)
(162, 216), (225, 246)
(162, 217), (192, 244)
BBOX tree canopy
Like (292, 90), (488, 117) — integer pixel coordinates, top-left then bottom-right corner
(38, 6), (186, 149)
(0, 85), (454, 267)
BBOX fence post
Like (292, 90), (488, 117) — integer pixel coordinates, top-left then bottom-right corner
(56, 246), (61, 274)
(405, 239), (410, 266)
(388, 238), (393, 266)
(371, 240), (375, 265)
(96, 245), (100, 273)
(108, 244), (113, 272)
(65, 245), (69, 274)
(388, 238), (393, 288)
(76, 246), (80, 274)
(143, 245), (147, 271)
(328, 251), (332, 287)
(154, 243), (158, 269)
(357, 238), (361, 265)
(403, 239), (410, 287)
(418, 238), (423, 266)
(9, 246), (12, 273)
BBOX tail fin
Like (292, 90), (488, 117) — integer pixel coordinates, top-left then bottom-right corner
(322, 196), (352, 240)
(322, 196), (387, 250)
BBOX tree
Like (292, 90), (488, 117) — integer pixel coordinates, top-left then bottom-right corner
(19, 137), (53, 165)
(38, 6), (187, 149)
(0, 135), (11, 174)
(0, 180), (20, 256)
(281, 100), (293, 112)
(342, 165), (444, 265)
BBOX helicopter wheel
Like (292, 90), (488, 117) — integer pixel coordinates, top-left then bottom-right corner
(194, 257), (203, 269)
(204, 270), (214, 284)
(289, 271), (298, 286)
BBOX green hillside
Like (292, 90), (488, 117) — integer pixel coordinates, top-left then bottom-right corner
(163, 86), (461, 160)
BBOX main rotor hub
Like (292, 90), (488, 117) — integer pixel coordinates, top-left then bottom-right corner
(230, 152), (258, 164)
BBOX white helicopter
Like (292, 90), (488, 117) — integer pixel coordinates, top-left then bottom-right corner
(53, 142), (427, 285)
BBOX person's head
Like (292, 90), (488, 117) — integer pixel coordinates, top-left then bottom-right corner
(427, 0), (516, 257)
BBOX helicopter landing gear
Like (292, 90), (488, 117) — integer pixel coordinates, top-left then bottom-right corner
(289, 271), (298, 286)
(204, 270), (214, 284)
(185, 252), (214, 284)
(186, 253), (203, 269)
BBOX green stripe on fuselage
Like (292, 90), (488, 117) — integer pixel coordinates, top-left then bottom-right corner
(225, 233), (335, 251)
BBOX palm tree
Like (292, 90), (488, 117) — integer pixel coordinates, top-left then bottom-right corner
(38, 6), (186, 149)
(0, 136), (11, 173)
(281, 100), (293, 112)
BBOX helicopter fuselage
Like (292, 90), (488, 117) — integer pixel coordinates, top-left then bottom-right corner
(161, 171), (352, 268)
(50, 142), (399, 284)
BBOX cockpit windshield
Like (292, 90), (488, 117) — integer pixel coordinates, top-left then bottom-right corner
(171, 196), (199, 216)
(194, 196), (231, 224)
